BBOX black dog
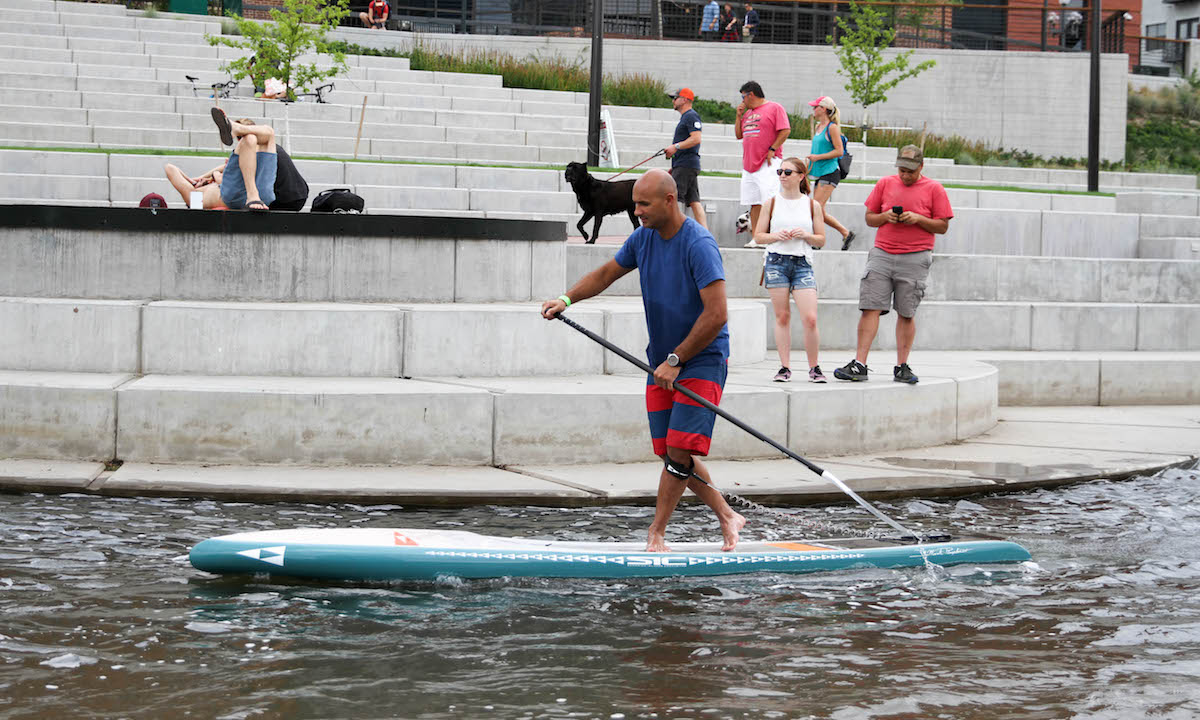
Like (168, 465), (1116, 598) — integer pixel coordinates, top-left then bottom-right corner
(564, 161), (638, 244)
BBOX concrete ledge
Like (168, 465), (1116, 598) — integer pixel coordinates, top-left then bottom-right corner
(98, 463), (592, 505)
(0, 458), (104, 492)
(0, 210), (566, 303)
(907, 350), (1200, 406)
(0, 370), (130, 460)
(566, 246), (1200, 305)
(115, 375), (494, 465)
(0, 297), (143, 373)
(16, 403), (1192, 506)
(142, 301), (404, 377)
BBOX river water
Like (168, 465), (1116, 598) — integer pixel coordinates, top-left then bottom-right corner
(2, 464), (1199, 720)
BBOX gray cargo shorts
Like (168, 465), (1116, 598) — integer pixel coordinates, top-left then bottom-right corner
(859, 247), (932, 318)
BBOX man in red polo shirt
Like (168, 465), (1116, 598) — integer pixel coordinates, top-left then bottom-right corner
(833, 145), (953, 385)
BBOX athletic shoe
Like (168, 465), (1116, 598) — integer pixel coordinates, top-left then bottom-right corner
(744, 239), (762, 249)
(894, 363), (919, 384)
(840, 230), (856, 251)
(773, 367), (791, 382)
(833, 359), (869, 381)
(809, 366), (827, 383)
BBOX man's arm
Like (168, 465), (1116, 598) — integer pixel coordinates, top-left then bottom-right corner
(899, 213), (950, 234)
(734, 105), (746, 140)
(765, 127), (788, 164)
(865, 209), (895, 228)
(541, 259), (632, 319)
(652, 279), (728, 389)
(666, 129), (703, 156)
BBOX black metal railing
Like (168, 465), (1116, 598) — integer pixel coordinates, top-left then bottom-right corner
(1132, 34), (1190, 76)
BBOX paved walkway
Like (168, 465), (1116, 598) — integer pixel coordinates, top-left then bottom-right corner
(1, 406), (1196, 506)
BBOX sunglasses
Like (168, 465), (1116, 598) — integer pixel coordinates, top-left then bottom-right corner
(776, 168), (802, 176)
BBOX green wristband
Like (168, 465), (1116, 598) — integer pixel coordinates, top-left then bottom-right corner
(558, 294), (572, 307)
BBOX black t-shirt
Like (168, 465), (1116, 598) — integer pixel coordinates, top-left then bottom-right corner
(271, 147), (309, 210)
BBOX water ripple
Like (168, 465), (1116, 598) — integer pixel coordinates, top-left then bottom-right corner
(0, 463), (1198, 718)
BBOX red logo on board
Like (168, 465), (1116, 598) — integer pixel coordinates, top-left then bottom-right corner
(393, 532), (418, 546)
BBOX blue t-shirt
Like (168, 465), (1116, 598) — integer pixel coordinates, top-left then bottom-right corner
(671, 108), (702, 170)
(613, 218), (730, 367)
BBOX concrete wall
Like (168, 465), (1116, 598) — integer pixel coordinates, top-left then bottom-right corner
(332, 28), (1129, 162)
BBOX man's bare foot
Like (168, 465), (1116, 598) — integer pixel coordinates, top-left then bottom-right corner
(720, 512), (747, 552)
(645, 531), (670, 552)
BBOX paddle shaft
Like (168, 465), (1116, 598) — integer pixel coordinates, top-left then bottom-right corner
(554, 313), (917, 538)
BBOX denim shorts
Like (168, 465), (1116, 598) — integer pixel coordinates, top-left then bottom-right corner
(219, 151), (278, 209)
(764, 252), (816, 291)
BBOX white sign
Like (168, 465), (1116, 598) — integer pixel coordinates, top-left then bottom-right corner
(598, 109), (619, 168)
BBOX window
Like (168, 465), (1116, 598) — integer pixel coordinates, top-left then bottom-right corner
(1147, 21), (1166, 50)
(1177, 17), (1199, 39)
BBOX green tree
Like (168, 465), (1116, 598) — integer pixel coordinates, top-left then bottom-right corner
(207, 0), (350, 102)
(828, 1), (935, 140)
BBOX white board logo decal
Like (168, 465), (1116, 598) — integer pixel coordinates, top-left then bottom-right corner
(237, 546), (286, 566)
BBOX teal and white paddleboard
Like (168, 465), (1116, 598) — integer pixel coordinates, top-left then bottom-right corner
(189, 528), (1032, 581)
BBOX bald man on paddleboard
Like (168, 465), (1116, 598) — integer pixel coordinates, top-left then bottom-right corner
(542, 168), (745, 552)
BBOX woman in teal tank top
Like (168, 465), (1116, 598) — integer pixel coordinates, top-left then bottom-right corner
(805, 96), (856, 251)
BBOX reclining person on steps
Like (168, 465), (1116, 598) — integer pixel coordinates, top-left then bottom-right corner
(163, 163), (228, 209)
(209, 109), (309, 211)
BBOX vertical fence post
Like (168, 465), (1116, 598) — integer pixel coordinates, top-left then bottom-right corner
(1041, 0), (1047, 51)
(586, 0), (603, 168)
(1087, 0), (1100, 191)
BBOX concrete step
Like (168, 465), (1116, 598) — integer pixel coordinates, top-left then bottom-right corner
(0, 359), (997, 464)
(903, 350), (1200, 407)
(0, 297), (767, 377)
(1, 222), (565, 304)
(569, 246), (1200, 305)
(779, 299), (1200, 352)
(0, 369), (132, 461)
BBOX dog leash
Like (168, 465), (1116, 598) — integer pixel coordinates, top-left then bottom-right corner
(605, 149), (666, 180)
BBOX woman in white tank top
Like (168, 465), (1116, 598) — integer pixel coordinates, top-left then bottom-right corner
(751, 157), (827, 383)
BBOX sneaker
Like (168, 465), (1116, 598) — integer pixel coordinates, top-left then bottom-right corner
(773, 367), (791, 382)
(832, 359), (869, 382)
(809, 366), (827, 383)
(894, 363), (919, 384)
(840, 230), (856, 251)
(744, 239), (762, 249)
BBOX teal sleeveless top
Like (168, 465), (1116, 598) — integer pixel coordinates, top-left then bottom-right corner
(809, 123), (842, 179)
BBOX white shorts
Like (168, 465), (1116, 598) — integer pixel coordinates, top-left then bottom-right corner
(740, 156), (782, 206)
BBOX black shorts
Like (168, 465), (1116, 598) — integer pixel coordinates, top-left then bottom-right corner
(670, 166), (701, 205)
(814, 170), (841, 188)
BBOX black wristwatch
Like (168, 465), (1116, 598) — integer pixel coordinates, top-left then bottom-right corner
(768, 145), (777, 152)
(666, 353), (681, 367)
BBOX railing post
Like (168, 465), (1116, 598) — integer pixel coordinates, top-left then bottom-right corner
(1041, 0), (1048, 51)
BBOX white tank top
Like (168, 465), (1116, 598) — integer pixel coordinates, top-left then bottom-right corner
(766, 193), (815, 261)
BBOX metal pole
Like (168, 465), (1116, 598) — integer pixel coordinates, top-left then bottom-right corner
(586, 0), (603, 167)
(651, 0), (662, 39)
(1041, 0), (1047, 52)
(1087, 0), (1100, 192)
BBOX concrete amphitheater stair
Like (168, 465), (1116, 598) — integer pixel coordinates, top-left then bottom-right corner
(1, 1), (1199, 476)
(5, 148), (1200, 259)
(0, 0), (1197, 192)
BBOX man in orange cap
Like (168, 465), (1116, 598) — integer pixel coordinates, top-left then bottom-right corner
(663, 87), (707, 229)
